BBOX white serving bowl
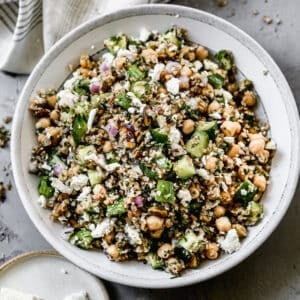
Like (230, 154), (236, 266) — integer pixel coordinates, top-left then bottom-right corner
(11, 4), (300, 288)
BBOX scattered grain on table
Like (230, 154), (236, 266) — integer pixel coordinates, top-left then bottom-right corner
(0, 126), (9, 148)
(3, 116), (12, 124)
(216, 0), (228, 7)
(263, 15), (273, 24)
(0, 182), (6, 201)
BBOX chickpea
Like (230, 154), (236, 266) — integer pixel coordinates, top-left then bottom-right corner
(180, 47), (195, 61)
(195, 46), (209, 60)
(124, 141), (136, 149)
(182, 119), (195, 135)
(208, 101), (221, 114)
(167, 257), (182, 275)
(180, 66), (192, 77)
(103, 231), (115, 244)
(208, 186), (221, 200)
(202, 84), (214, 98)
(92, 184), (107, 201)
(233, 224), (248, 238)
(179, 77), (190, 90)
(238, 164), (252, 180)
(80, 54), (91, 69)
(189, 186), (200, 199)
(249, 139), (265, 155)
(249, 133), (265, 141)
(106, 244), (120, 260)
(189, 254), (198, 268)
(257, 149), (270, 164)
(150, 229), (164, 238)
(227, 144), (241, 158)
(214, 205), (226, 218)
(46, 95), (57, 108)
(197, 97), (208, 113)
(220, 191), (233, 206)
(157, 87), (167, 95)
(242, 91), (257, 107)
(205, 242), (219, 260)
(80, 68), (89, 78)
(226, 83), (238, 93)
(205, 156), (218, 172)
(157, 243), (173, 259)
(44, 127), (62, 146)
(103, 141), (113, 153)
(114, 56), (126, 69)
(165, 218), (173, 228)
(166, 47), (177, 58)
(253, 174), (267, 192)
(141, 48), (158, 64)
(50, 110), (60, 121)
(146, 215), (164, 231)
(148, 206), (168, 218)
(36, 118), (51, 129)
(222, 106), (235, 119)
(221, 121), (241, 137)
(215, 216), (232, 232)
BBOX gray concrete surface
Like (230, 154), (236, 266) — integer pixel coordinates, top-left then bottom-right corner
(0, 0), (299, 299)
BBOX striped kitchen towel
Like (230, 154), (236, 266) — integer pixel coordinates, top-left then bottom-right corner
(0, 0), (169, 74)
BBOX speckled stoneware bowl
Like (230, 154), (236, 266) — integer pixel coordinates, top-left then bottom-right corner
(11, 4), (300, 288)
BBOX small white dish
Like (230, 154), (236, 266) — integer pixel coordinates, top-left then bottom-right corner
(0, 251), (109, 300)
(11, 4), (300, 289)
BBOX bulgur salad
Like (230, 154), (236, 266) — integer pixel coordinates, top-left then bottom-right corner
(29, 27), (276, 276)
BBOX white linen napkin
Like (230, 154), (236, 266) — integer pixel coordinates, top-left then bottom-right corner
(0, 0), (169, 74)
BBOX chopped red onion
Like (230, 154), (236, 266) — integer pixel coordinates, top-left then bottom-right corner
(165, 61), (181, 74)
(53, 164), (64, 176)
(90, 83), (100, 94)
(105, 123), (118, 137)
(126, 124), (135, 132)
(134, 196), (143, 208)
(100, 62), (109, 72)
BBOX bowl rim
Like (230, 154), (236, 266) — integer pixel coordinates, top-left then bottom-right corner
(11, 3), (300, 288)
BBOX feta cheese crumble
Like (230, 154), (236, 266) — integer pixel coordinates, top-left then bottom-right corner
(51, 178), (72, 194)
(57, 90), (78, 108)
(87, 108), (97, 131)
(70, 174), (89, 191)
(139, 27), (151, 42)
(125, 224), (142, 246)
(38, 195), (47, 208)
(218, 229), (241, 254)
(177, 189), (192, 206)
(150, 63), (165, 82)
(166, 77), (180, 95)
(90, 218), (115, 238)
(203, 59), (219, 71)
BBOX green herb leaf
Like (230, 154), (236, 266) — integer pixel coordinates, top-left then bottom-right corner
(151, 129), (168, 144)
(155, 180), (175, 203)
(140, 163), (158, 179)
(107, 198), (126, 217)
(69, 229), (93, 249)
(128, 64), (145, 81)
(116, 92), (132, 109)
(214, 50), (233, 71)
(38, 176), (54, 198)
(72, 115), (87, 144)
(208, 74), (225, 89)
(73, 78), (90, 96)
